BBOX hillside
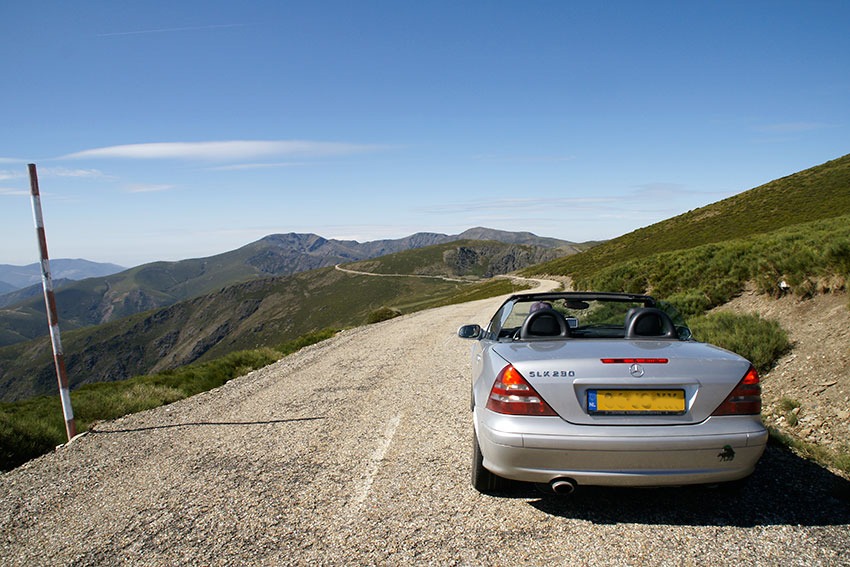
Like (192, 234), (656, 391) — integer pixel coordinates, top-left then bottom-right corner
(0, 240), (543, 401)
(527, 153), (850, 280)
(0, 278), (73, 309)
(0, 229), (581, 348)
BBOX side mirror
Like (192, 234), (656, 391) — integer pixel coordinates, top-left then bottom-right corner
(457, 324), (483, 339)
(676, 326), (693, 341)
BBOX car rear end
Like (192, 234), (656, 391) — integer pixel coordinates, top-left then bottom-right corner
(473, 339), (768, 489)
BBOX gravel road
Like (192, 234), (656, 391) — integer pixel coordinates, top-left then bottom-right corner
(2, 288), (849, 566)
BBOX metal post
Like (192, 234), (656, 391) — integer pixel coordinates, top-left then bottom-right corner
(28, 164), (77, 441)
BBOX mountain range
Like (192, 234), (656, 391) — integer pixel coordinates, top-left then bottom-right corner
(0, 236), (577, 401)
(0, 228), (581, 348)
(0, 259), (125, 292)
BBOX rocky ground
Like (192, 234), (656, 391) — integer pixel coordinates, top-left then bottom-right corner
(717, 289), (850, 463)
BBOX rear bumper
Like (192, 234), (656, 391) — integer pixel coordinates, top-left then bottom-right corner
(475, 409), (768, 487)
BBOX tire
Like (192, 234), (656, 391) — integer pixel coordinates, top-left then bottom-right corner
(472, 428), (508, 493)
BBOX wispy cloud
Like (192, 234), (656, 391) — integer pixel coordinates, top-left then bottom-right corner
(42, 167), (108, 179)
(61, 140), (387, 161)
(419, 186), (714, 227)
(420, 196), (618, 215)
(629, 182), (735, 203)
(207, 162), (312, 171)
(2, 166), (108, 181)
(125, 183), (176, 194)
(97, 23), (251, 37)
(0, 188), (29, 196)
(753, 121), (834, 133)
(472, 153), (577, 163)
(629, 182), (688, 199)
(0, 170), (24, 181)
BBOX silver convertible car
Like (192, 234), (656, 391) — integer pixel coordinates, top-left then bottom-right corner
(457, 291), (767, 494)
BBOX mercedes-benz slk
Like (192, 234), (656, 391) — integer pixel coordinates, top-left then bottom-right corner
(457, 292), (767, 494)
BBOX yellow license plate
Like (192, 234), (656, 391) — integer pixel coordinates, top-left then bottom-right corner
(588, 389), (685, 414)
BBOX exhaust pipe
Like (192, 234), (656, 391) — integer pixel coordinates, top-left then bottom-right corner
(550, 478), (577, 495)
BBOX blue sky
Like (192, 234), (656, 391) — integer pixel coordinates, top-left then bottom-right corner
(1, 1), (848, 267)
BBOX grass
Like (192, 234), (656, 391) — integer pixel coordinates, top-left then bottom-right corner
(777, 397), (802, 427)
(432, 277), (535, 306)
(0, 335), (330, 471)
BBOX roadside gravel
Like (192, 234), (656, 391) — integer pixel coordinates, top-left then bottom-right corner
(1, 286), (849, 566)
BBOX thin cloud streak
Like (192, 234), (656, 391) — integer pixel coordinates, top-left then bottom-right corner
(41, 167), (108, 179)
(208, 162), (312, 171)
(97, 23), (251, 37)
(61, 140), (389, 161)
(753, 121), (834, 133)
(420, 196), (619, 215)
(125, 184), (176, 193)
(472, 154), (577, 164)
(0, 170), (25, 181)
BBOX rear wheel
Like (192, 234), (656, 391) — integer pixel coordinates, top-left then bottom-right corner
(472, 428), (508, 493)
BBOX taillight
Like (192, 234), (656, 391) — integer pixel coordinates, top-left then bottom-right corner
(486, 365), (557, 416)
(712, 366), (762, 416)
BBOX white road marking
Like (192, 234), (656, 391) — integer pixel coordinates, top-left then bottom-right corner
(347, 412), (402, 517)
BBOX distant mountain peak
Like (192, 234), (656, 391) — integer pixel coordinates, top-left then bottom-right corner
(0, 259), (126, 291)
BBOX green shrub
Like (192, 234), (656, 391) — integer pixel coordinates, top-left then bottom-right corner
(277, 328), (338, 356)
(824, 239), (850, 276)
(663, 292), (713, 320)
(688, 312), (791, 373)
(367, 307), (403, 324)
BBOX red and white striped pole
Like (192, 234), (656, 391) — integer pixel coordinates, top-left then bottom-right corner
(28, 164), (77, 441)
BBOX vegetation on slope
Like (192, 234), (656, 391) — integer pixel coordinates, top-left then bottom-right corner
(583, 215), (850, 317)
(526, 153), (850, 280)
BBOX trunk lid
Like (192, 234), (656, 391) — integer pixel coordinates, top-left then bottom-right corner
(492, 339), (751, 425)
